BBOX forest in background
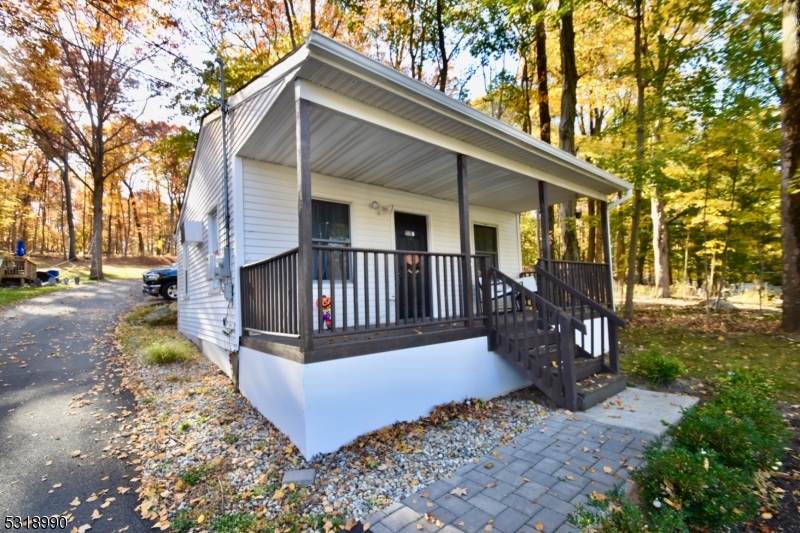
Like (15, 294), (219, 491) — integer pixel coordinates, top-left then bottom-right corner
(0, 0), (795, 328)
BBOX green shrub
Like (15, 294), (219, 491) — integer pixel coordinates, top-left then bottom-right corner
(711, 388), (790, 466)
(632, 443), (758, 530)
(638, 349), (685, 385)
(714, 367), (774, 398)
(141, 339), (194, 365)
(670, 390), (789, 473)
(210, 512), (255, 533)
(568, 486), (688, 533)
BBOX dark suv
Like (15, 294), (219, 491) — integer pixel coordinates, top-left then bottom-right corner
(142, 265), (178, 300)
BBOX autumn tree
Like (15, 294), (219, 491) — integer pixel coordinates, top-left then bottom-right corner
(0, 38), (80, 260)
(2, 0), (167, 278)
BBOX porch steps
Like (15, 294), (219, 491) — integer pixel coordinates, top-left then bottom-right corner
(576, 372), (628, 410)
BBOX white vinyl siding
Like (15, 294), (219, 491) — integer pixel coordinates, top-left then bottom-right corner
(177, 80), (286, 353)
(242, 159), (522, 272)
(240, 159), (523, 330)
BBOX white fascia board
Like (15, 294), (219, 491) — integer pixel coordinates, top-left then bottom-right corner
(305, 33), (631, 193)
(295, 80), (608, 201)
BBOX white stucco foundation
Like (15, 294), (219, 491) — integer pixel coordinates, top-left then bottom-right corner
(238, 338), (531, 459)
(201, 339), (233, 377)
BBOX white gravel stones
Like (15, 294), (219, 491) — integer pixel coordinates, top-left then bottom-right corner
(124, 355), (551, 525)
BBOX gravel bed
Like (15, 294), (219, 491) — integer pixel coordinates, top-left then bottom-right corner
(117, 349), (552, 528)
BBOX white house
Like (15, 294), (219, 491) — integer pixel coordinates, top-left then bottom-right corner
(176, 32), (631, 459)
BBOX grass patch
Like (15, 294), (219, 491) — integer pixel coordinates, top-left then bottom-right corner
(222, 430), (240, 445)
(620, 304), (800, 401)
(141, 338), (195, 365)
(0, 285), (69, 308)
(116, 305), (198, 368)
(210, 512), (256, 533)
(181, 464), (209, 486)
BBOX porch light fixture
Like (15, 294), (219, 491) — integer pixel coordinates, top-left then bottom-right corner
(371, 201), (393, 215)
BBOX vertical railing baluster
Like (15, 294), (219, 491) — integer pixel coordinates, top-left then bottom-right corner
(354, 251), (360, 330)
(419, 254), (428, 323)
(316, 249), (323, 334)
(436, 255), (442, 322)
(329, 249), (336, 333)
(384, 253), (389, 328)
(356, 252), (368, 329)
(342, 249), (348, 332)
(450, 257), (457, 319)
(411, 253), (419, 323)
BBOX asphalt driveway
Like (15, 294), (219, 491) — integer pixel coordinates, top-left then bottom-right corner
(0, 279), (152, 532)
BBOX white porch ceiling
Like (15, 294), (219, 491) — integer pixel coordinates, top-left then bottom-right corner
(238, 89), (578, 213)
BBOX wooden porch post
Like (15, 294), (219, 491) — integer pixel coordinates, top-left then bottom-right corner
(457, 154), (475, 330)
(538, 181), (552, 265)
(296, 94), (314, 353)
(600, 200), (614, 309)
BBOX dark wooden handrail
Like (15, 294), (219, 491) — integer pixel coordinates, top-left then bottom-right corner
(535, 266), (626, 328)
(313, 245), (466, 257)
(488, 267), (584, 411)
(492, 268), (586, 334)
(243, 247), (299, 269)
(310, 246), (479, 337)
(535, 264), (624, 374)
(538, 259), (612, 307)
(240, 249), (299, 336)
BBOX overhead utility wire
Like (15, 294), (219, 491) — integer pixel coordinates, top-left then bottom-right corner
(85, 0), (204, 76)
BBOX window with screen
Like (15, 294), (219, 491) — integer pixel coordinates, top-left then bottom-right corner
(474, 224), (498, 270)
(313, 200), (351, 280)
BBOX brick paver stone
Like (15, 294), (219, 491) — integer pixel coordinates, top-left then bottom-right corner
(381, 506), (421, 533)
(365, 413), (658, 533)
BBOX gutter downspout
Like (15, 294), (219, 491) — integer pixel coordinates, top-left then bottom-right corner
(215, 57), (233, 300)
(606, 189), (633, 310)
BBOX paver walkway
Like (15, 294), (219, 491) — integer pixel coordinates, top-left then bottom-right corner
(365, 411), (658, 533)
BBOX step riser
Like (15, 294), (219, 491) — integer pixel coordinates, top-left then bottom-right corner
(578, 375), (628, 410)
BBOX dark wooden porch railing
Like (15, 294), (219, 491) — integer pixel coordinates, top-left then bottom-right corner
(311, 246), (483, 336)
(537, 259), (612, 308)
(535, 265), (625, 373)
(487, 267), (585, 411)
(240, 248), (299, 336)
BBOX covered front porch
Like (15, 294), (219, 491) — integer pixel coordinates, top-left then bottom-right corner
(235, 74), (622, 363)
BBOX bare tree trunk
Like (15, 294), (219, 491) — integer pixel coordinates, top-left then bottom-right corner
(435, 0), (448, 92)
(534, 1), (550, 144)
(651, 189), (670, 297)
(60, 162), (77, 260)
(558, 0), (581, 262)
(683, 232), (690, 285)
(310, 0), (316, 30)
(122, 181), (145, 255)
(283, 0), (297, 49)
(106, 195), (113, 258)
(89, 181), (104, 280)
(782, 0), (800, 331)
(624, 0), (645, 320)
(714, 155), (739, 311)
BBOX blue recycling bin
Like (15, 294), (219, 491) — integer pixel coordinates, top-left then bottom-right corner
(47, 270), (59, 279)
